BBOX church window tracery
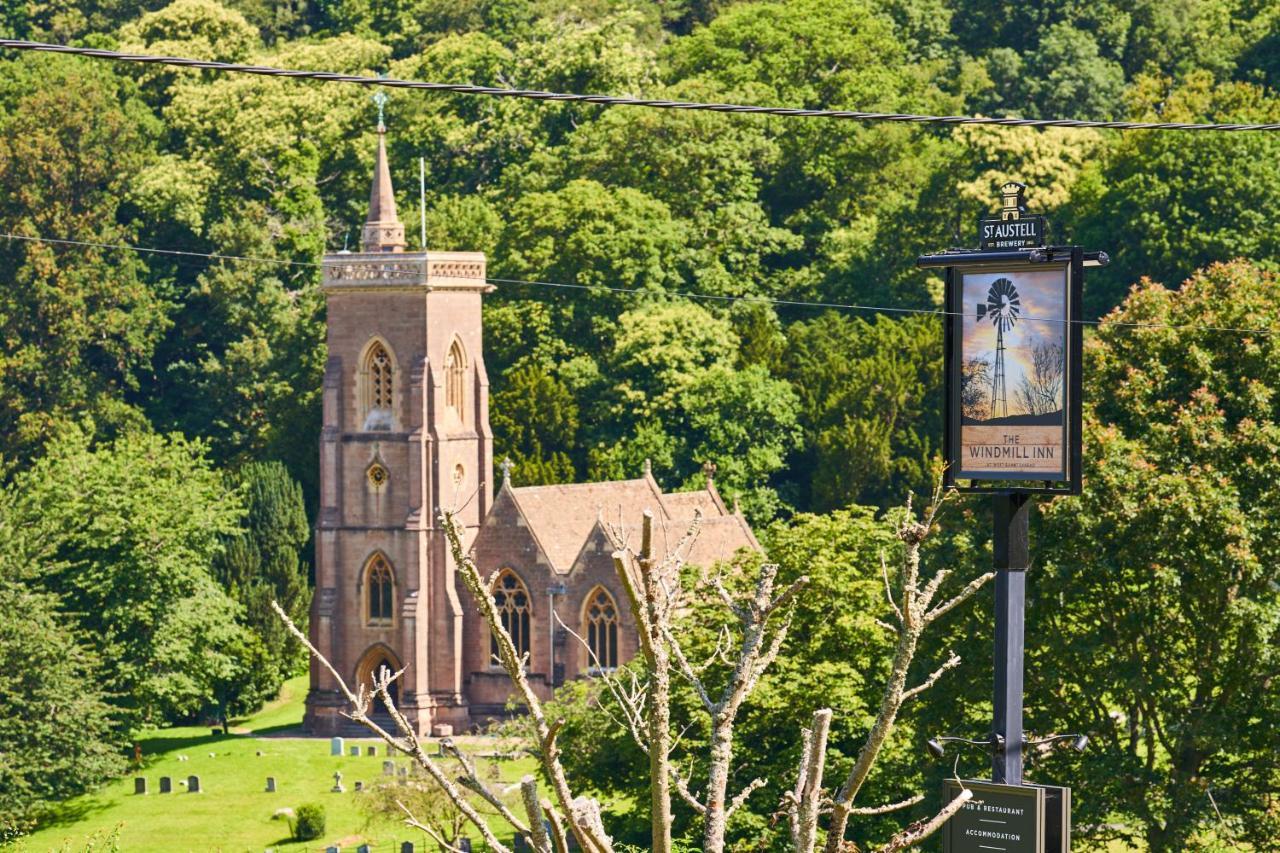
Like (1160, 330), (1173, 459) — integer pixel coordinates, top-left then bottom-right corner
(491, 569), (531, 666)
(366, 554), (395, 625)
(583, 586), (619, 672)
(445, 339), (465, 418)
(362, 340), (394, 430)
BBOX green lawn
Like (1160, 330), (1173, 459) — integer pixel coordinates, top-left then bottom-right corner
(19, 676), (536, 852)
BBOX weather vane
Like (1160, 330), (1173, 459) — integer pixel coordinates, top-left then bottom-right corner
(372, 88), (389, 129)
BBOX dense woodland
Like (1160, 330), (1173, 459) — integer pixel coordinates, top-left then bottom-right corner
(1, 0), (1279, 849)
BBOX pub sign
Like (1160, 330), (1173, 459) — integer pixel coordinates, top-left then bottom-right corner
(919, 182), (1098, 494)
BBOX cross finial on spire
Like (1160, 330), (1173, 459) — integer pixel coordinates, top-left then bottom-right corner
(703, 460), (717, 484)
(500, 457), (514, 485)
(372, 90), (389, 131)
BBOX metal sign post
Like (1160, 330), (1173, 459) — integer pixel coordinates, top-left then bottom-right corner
(920, 182), (1106, 851)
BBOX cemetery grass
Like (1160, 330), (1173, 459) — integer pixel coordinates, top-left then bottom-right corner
(19, 676), (538, 852)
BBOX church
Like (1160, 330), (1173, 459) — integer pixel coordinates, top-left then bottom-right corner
(304, 122), (760, 735)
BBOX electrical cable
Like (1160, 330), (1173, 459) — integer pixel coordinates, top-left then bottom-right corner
(4, 231), (1278, 336)
(2, 39), (1280, 134)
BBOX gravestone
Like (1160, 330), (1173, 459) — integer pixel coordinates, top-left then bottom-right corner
(187, 775), (201, 793)
(350, 745), (360, 757)
(456, 840), (472, 853)
(159, 776), (172, 793)
(358, 845), (370, 853)
(330, 736), (344, 756)
(332, 771), (345, 793)
(134, 777), (147, 795)
(400, 843), (415, 853)
(265, 777), (276, 793)
(354, 780), (364, 792)
(256, 750), (264, 757)
(383, 760), (395, 776)
(366, 745), (376, 756)
(208, 752), (216, 758)
(434, 742), (445, 758)
(211, 728), (221, 737)
(326, 847), (340, 853)
(513, 834), (530, 852)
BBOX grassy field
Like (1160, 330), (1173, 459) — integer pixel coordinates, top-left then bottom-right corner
(18, 676), (535, 852)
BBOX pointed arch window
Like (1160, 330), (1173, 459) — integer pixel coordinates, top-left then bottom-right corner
(445, 339), (465, 419)
(491, 569), (531, 666)
(366, 554), (395, 625)
(583, 586), (619, 672)
(363, 340), (394, 430)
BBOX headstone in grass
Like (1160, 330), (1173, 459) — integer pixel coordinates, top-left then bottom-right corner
(187, 775), (201, 793)
(400, 843), (415, 853)
(513, 834), (530, 851)
(358, 845), (370, 853)
(266, 777), (277, 793)
(331, 771), (345, 793)
(350, 745), (360, 757)
(330, 737), (344, 756)
(354, 781), (364, 792)
(159, 776), (172, 793)
(457, 840), (471, 852)
(383, 760), (395, 776)
(366, 745), (376, 756)
(134, 777), (147, 795)
(326, 847), (339, 853)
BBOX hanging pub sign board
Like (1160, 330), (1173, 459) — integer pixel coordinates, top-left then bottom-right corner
(918, 182), (1107, 495)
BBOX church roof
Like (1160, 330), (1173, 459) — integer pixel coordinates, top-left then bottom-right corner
(504, 473), (758, 574)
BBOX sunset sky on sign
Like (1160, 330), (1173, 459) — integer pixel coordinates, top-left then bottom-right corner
(961, 267), (1067, 411)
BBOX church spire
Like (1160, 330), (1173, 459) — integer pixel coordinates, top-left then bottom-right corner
(361, 92), (406, 253)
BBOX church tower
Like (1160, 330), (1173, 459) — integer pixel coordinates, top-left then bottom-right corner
(305, 116), (493, 735)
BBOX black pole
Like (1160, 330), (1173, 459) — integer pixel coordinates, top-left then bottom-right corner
(992, 493), (1030, 784)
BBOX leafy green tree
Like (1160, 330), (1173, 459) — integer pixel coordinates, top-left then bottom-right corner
(781, 312), (943, 510)
(491, 363), (580, 485)
(212, 461), (311, 717)
(1033, 261), (1280, 850)
(583, 301), (799, 521)
(0, 495), (125, 841)
(1069, 75), (1280, 314)
(12, 428), (249, 723)
(0, 55), (167, 460)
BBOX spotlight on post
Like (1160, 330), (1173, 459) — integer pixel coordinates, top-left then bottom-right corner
(1071, 734), (1089, 753)
(926, 738), (946, 760)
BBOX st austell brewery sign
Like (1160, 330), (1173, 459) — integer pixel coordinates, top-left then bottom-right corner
(919, 182), (1106, 495)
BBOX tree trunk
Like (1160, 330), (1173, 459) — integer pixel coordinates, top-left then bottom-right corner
(701, 714), (734, 853)
(649, 640), (673, 853)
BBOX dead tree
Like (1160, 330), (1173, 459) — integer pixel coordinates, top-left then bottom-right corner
(593, 510), (808, 853)
(783, 483), (993, 853)
(275, 481), (990, 853)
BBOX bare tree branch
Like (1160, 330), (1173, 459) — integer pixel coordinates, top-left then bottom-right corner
(271, 601), (513, 853)
(874, 786), (972, 853)
(900, 652), (962, 704)
(850, 793), (924, 816)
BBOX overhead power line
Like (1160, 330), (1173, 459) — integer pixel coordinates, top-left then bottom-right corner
(2, 39), (1280, 133)
(4, 232), (1278, 337)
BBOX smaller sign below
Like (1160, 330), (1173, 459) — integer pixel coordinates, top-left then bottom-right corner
(942, 780), (1045, 853)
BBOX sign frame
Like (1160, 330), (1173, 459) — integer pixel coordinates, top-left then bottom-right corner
(942, 779), (1046, 853)
(933, 247), (1084, 495)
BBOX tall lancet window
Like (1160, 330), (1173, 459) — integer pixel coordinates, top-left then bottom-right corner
(445, 339), (465, 419)
(491, 569), (531, 666)
(366, 554), (395, 625)
(363, 340), (393, 430)
(583, 586), (619, 672)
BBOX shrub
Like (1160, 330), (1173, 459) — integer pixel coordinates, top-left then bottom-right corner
(292, 802), (325, 841)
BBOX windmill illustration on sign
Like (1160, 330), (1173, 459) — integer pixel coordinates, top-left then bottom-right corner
(976, 277), (1021, 418)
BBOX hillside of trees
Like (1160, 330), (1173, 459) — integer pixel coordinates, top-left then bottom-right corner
(2, 0), (1279, 849)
